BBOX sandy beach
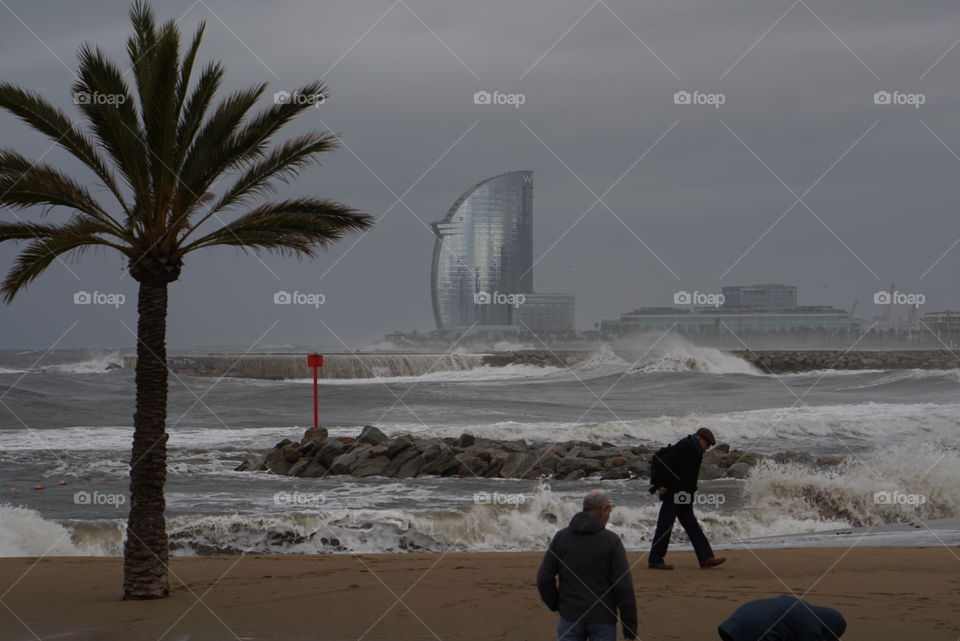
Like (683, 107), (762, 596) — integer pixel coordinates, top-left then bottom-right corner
(2, 547), (959, 640)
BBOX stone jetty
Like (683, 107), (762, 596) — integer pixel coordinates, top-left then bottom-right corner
(236, 426), (844, 481)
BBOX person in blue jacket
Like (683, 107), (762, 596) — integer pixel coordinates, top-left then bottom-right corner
(718, 594), (847, 640)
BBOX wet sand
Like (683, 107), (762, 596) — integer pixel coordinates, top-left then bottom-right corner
(2, 547), (959, 640)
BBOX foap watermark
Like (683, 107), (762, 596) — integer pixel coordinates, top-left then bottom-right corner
(73, 90), (126, 106)
(474, 291), (526, 308)
(873, 290), (925, 308)
(473, 491), (526, 506)
(873, 91), (925, 109)
(74, 490), (126, 508)
(674, 491), (725, 507)
(674, 290), (725, 308)
(74, 290), (126, 308)
(274, 490), (326, 507)
(273, 90), (325, 108)
(473, 90), (526, 108)
(873, 490), (926, 507)
(274, 290), (325, 308)
(673, 90), (725, 109)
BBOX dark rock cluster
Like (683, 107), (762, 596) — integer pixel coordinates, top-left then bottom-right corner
(236, 426), (844, 481)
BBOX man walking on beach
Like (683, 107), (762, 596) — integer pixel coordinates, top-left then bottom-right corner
(648, 426), (726, 569)
(718, 594), (847, 640)
(537, 492), (638, 641)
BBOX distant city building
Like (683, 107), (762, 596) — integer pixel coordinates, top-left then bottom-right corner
(515, 294), (576, 334)
(921, 310), (960, 340)
(430, 171), (575, 335)
(600, 306), (861, 338)
(600, 284), (860, 341)
(722, 283), (797, 309)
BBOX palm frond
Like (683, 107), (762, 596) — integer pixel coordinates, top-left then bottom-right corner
(176, 132), (336, 243)
(0, 150), (130, 239)
(0, 216), (129, 302)
(0, 83), (129, 215)
(73, 44), (150, 207)
(182, 197), (373, 256)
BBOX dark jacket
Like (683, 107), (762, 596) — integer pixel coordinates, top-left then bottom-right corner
(651, 435), (704, 500)
(537, 512), (638, 639)
(718, 595), (847, 641)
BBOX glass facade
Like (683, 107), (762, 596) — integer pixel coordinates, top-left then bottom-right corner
(722, 284), (797, 309)
(515, 294), (576, 333)
(601, 307), (862, 337)
(431, 171), (534, 329)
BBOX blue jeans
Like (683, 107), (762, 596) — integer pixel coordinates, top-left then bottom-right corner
(557, 617), (617, 641)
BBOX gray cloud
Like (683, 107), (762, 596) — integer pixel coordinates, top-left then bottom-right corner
(2, 0), (960, 348)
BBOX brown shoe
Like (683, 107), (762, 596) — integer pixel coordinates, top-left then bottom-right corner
(648, 562), (674, 570)
(700, 556), (726, 568)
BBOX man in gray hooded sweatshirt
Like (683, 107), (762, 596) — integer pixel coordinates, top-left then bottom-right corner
(537, 492), (638, 641)
(718, 594), (847, 640)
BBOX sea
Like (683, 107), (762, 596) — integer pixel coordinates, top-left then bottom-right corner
(2, 338), (959, 558)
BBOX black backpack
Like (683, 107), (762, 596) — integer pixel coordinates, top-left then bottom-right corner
(648, 443), (675, 492)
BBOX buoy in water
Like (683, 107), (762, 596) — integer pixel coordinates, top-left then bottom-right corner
(33, 485), (43, 490)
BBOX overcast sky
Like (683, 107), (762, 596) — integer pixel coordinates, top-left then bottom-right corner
(2, 0), (960, 349)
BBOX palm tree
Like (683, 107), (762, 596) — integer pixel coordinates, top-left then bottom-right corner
(0, 1), (372, 599)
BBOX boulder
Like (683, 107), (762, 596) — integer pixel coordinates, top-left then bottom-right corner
(288, 458), (311, 477)
(316, 439), (348, 468)
(397, 455), (427, 479)
(281, 443), (302, 463)
(354, 455), (391, 477)
(330, 446), (369, 475)
(557, 457), (603, 475)
(299, 461), (329, 478)
(501, 452), (535, 478)
(359, 425), (389, 445)
(456, 433), (476, 448)
(563, 469), (587, 481)
(386, 436), (415, 458)
(264, 447), (295, 474)
(418, 453), (460, 477)
(605, 456), (629, 469)
(726, 462), (752, 479)
(627, 459), (650, 477)
(601, 467), (630, 480)
(301, 427), (329, 445)
(699, 463), (723, 481)
(386, 449), (421, 477)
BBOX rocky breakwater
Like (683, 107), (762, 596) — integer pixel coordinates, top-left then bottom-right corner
(481, 350), (593, 368)
(236, 426), (844, 482)
(733, 349), (960, 373)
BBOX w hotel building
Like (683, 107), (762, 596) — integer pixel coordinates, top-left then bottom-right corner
(430, 171), (574, 334)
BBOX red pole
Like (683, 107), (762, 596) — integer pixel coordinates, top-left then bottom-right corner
(307, 354), (323, 429)
(313, 365), (318, 429)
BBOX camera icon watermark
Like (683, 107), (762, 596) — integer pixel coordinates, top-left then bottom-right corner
(873, 490), (926, 507)
(73, 91), (127, 106)
(273, 290), (325, 308)
(674, 491), (725, 506)
(473, 491), (526, 506)
(273, 90), (325, 108)
(74, 490), (126, 508)
(673, 90), (725, 109)
(473, 90), (526, 108)
(873, 91), (925, 108)
(873, 290), (925, 308)
(74, 290), (126, 308)
(673, 290), (724, 308)
(274, 490), (326, 507)
(474, 291), (525, 308)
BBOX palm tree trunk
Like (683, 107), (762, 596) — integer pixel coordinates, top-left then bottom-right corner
(123, 278), (170, 599)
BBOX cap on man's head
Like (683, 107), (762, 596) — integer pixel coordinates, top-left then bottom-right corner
(696, 427), (716, 446)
